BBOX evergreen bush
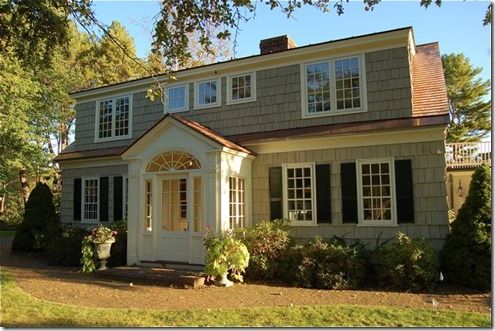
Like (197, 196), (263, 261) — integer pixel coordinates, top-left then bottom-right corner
(441, 164), (491, 290)
(108, 220), (128, 267)
(374, 232), (439, 292)
(233, 219), (293, 280)
(11, 182), (59, 252)
(46, 225), (87, 266)
(290, 236), (366, 290)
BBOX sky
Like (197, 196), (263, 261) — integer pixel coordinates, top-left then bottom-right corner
(90, 0), (492, 82)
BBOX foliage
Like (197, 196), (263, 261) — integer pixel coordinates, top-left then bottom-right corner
(204, 230), (250, 282)
(373, 232), (439, 292)
(442, 53), (491, 142)
(11, 183), (59, 252)
(441, 165), (491, 290)
(108, 220), (128, 267)
(1, 272), (490, 327)
(233, 219), (293, 280)
(80, 224), (118, 273)
(286, 236), (366, 290)
(80, 236), (96, 273)
(46, 225), (87, 266)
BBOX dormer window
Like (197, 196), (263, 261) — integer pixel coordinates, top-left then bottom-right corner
(165, 84), (188, 113)
(95, 95), (132, 142)
(194, 78), (221, 109)
(302, 54), (366, 118)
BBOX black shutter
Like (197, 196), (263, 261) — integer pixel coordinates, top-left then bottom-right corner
(73, 178), (82, 221)
(395, 159), (414, 223)
(341, 162), (358, 223)
(100, 177), (109, 222)
(114, 176), (123, 221)
(316, 164), (331, 223)
(269, 167), (283, 220)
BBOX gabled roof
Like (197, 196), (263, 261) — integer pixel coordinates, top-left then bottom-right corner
(411, 43), (449, 117)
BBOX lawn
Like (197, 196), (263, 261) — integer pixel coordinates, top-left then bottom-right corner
(0, 272), (490, 327)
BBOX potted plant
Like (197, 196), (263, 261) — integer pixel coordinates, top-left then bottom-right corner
(81, 224), (117, 272)
(204, 229), (250, 287)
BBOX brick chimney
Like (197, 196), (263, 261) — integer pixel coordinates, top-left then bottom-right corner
(259, 35), (297, 55)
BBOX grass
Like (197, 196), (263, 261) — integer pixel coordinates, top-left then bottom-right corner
(0, 230), (15, 238)
(0, 272), (490, 327)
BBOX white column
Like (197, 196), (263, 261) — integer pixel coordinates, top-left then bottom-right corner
(126, 158), (141, 265)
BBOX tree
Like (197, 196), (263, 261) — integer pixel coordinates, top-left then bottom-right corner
(94, 21), (146, 86)
(442, 53), (491, 142)
(11, 182), (59, 252)
(440, 164), (491, 290)
(1, 1), (491, 71)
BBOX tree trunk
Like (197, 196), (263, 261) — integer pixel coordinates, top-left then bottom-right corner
(19, 168), (30, 204)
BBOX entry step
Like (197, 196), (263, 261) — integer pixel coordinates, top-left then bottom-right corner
(140, 260), (205, 272)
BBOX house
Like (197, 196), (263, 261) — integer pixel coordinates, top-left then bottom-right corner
(55, 27), (451, 266)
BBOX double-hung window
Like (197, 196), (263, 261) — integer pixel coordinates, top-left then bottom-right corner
(282, 163), (316, 225)
(302, 54), (366, 118)
(229, 177), (245, 229)
(82, 178), (99, 222)
(96, 95), (132, 141)
(166, 84), (188, 113)
(357, 159), (396, 225)
(227, 72), (256, 104)
(195, 79), (221, 109)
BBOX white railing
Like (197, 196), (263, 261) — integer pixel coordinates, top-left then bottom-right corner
(445, 142), (491, 168)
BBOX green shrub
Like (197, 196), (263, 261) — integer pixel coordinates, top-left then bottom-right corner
(204, 230), (250, 282)
(108, 220), (127, 267)
(233, 219), (293, 280)
(441, 165), (491, 290)
(11, 182), (59, 252)
(46, 225), (87, 266)
(374, 232), (438, 292)
(288, 236), (366, 290)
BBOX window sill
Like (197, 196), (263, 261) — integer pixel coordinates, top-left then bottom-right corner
(302, 108), (367, 119)
(226, 97), (256, 106)
(290, 221), (317, 227)
(357, 222), (398, 227)
(165, 108), (189, 114)
(194, 103), (221, 110)
(95, 135), (132, 143)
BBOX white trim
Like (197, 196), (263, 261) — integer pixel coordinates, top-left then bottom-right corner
(164, 83), (189, 113)
(71, 29), (411, 102)
(123, 174), (129, 220)
(356, 158), (397, 226)
(301, 54), (367, 119)
(94, 94), (133, 143)
(58, 157), (128, 169)
(194, 78), (222, 109)
(226, 72), (257, 105)
(282, 162), (317, 226)
(81, 177), (100, 223)
(243, 126), (446, 155)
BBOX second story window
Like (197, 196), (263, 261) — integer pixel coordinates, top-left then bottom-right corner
(96, 95), (132, 141)
(302, 54), (366, 118)
(195, 78), (221, 109)
(166, 84), (188, 113)
(227, 72), (256, 104)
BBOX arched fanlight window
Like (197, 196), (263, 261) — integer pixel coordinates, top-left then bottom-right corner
(146, 151), (201, 172)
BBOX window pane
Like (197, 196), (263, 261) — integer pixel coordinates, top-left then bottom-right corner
(360, 161), (392, 222)
(145, 180), (152, 231)
(84, 179), (98, 220)
(287, 166), (313, 223)
(199, 80), (218, 105)
(168, 85), (186, 111)
(115, 96), (129, 136)
(306, 62), (331, 113)
(99, 100), (113, 138)
(335, 57), (361, 110)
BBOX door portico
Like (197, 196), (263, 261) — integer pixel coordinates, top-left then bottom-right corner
(121, 115), (254, 266)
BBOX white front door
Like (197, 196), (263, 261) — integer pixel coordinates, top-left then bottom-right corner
(159, 176), (189, 262)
